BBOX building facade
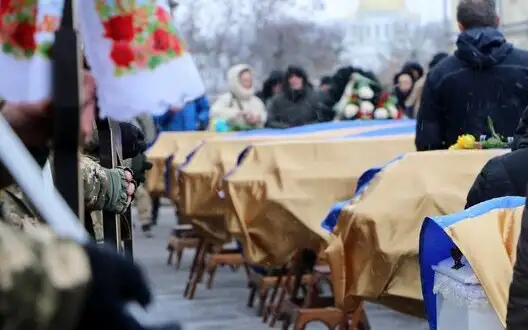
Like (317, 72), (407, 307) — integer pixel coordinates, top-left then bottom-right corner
(450, 0), (528, 48)
(342, 0), (420, 70)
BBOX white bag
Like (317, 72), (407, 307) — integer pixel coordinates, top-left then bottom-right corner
(433, 257), (503, 330)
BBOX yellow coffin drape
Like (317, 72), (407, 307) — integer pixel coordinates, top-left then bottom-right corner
(324, 150), (505, 315)
(145, 132), (223, 196)
(223, 135), (415, 266)
(178, 122), (412, 243)
(443, 203), (524, 326)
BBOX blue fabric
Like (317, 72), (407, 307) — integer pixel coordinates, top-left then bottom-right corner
(320, 155), (404, 232)
(154, 95), (210, 132)
(419, 196), (525, 330)
(222, 120), (416, 139)
(353, 122), (416, 137)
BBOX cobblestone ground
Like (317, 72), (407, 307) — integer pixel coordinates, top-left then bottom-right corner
(130, 205), (429, 330)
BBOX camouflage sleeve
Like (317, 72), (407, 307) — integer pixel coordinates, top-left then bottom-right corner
(81, 155), (108, 211)
(0, 186), (40, 230)
(81, 156), (131, 214)
(0, 220), (90, 330)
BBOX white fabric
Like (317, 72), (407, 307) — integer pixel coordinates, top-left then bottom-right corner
(0, 0), (205, 121)
(42, 160), (55, 191)
(434, 257), (503, 330)
(0, 0), (60, 102)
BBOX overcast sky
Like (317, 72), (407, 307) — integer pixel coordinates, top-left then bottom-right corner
(314, 0), (448, 23)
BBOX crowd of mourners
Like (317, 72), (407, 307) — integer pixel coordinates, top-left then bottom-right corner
(155, 57), (448, 134)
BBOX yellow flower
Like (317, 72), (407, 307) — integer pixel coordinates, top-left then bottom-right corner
(456, 134), (476, 149)
(449, 144), (460, 150)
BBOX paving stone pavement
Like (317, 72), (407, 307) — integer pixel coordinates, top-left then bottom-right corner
(130, 206), (429, 330)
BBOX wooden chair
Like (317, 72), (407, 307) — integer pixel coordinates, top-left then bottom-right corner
(247, 267), (289, 316)
(205, 247), (250, 289)
(282, 264), (361, 330)
(263, 252), (313, 326)
(267, 250), (367, 330)
(166, 224), (199, 269)
(183, 239), (250, 299)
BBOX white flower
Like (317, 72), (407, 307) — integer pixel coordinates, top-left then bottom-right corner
(344, 103), (359, 118)
(360, 101), (374, 114)
(387, 104), (399, 118)
(357, 86), (374, 100)
(374, 108), (389, 119)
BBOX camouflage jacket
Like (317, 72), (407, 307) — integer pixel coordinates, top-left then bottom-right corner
(81, 155), (131, 214)
(0, 193), (90, 330)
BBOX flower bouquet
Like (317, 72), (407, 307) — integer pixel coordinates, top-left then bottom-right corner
(335, 73), (376, 120)
(449, 117), (511, 150)
(335, 73), (401, 120)
(372, 91), (401, 119)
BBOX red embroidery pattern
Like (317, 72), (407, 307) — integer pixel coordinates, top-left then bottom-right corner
(96, 0), (185, 76)
(0, 0), (55, 58)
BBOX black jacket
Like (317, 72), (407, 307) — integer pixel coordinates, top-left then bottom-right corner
(416, 27), (528, 151)
(511, 106), (528, 150)
(256, 70), (284, 105)
(507, 191), (528, 329)
(465, 149), (528, 208)
(265, 66), (330, 128)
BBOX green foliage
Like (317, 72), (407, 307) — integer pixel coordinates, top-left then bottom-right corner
(147, 55), (162, 69)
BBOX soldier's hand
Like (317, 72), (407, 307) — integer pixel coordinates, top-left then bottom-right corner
(130, 154), (153, 185)
(75, 243), (152, 330)
(104, 168), (135, 213)
(120, 122), (147, 159)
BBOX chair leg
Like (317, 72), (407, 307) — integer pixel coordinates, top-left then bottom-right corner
(206, 265), (217, 290)
(269, 286), (287, 327)
(242, 263), (251, 284)
(166, 250), (173, 266)
(183, 240), (205, 299)
(175, 250), (183, 270)
(263, 277), (282, 323)
(257, 288), (268, 316)
(186, 255), (206, 300)
(247, 282), (257, 308)
(282, 313), (292, 330)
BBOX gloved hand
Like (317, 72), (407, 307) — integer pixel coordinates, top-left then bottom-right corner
(120, 122), (147, 160)
(75, 243), (152, 330)
(130, 154), (153, 185)
(104, 167), (135, 213)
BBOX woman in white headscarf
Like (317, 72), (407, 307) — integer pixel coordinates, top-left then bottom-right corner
(210, 64), (267, 131)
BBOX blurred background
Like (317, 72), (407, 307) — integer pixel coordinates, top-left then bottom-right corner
(168, 0), (528, 94)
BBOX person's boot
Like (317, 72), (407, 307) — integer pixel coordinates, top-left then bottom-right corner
(151, 197), (160, 226)
(141, 224), (153, 238)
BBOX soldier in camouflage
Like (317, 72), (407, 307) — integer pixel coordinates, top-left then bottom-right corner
(0, 71), (179, 330)
(0, 155), (135, 241)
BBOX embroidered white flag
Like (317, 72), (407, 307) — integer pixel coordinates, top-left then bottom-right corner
(0, 0), (206, 121)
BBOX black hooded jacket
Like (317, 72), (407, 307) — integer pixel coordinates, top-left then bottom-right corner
(465, 149), (528, 209)
(256, 70), (284, 105)
(415, 27), (528, 151)
(265, 66), (329, 128)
